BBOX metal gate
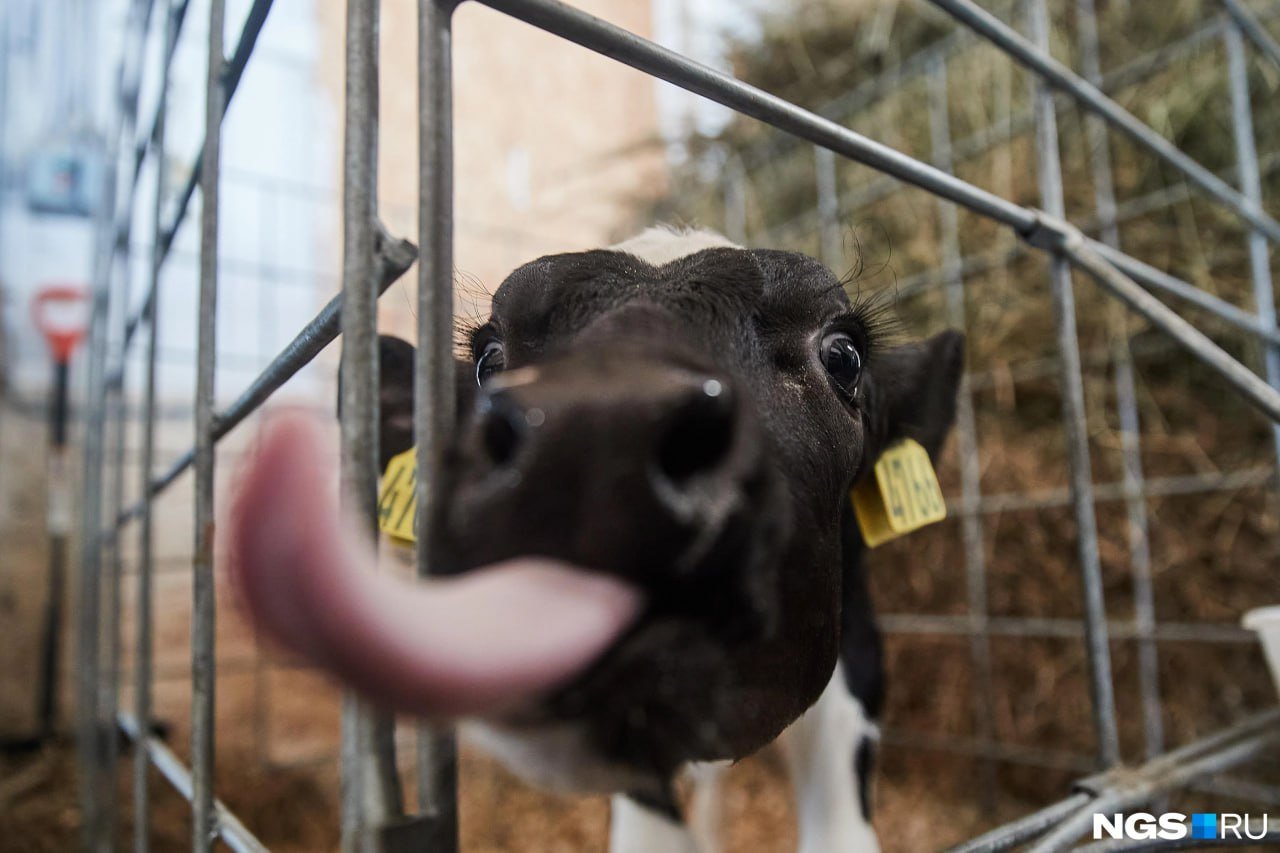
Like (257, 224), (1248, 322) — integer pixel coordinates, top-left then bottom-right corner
(77, 0), (1280, 850)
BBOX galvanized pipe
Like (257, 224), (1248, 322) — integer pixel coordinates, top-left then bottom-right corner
(338, 0), (406, 847)
(1027, 0), (1119, 769)
(133, 2), (178, 848)
(192, 0), (226, 846)
(1027, 710), (1280, 852)
(722, 154), (747, 245)
(879, 614), (1255, 645)
(119, 0), (277, 355)
(118, 713), (269, 853)
(1224, 13), (1280, 469)
(112, 229), (415, 531)
(927, 54), (998, 807)
(402, 1), (1280, 443)
(945, 793), (1094, 853)
(813, 146), (841, 269)
(78, 2), (154, 845)
(473, 0), (1039, 235)
(415, 1), (461, 847)
(1076, 0), (1163, 762)
(1222, 0), (1280, 73)
(927, 0), (1280, 244)
(1064, 229), (1280, 424)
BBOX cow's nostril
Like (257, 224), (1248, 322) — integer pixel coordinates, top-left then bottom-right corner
(655, 381), (736, 486)
(481, 395), (527, 467)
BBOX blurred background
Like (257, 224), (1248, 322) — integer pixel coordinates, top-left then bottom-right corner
(1, 0), (1278, 850)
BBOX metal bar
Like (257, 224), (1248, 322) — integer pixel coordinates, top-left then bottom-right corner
(1027, 711), (1280, 852)
(764, 11), (1279, 248)
(1064, 229), (1280, 424)
(112, 230), (415, 530)
(1027, 0), (1119, 769)
(79, 2), (154, 844)
(192, 0), (226, 846)
(339, 0), (406, 847)
(1222, 0), (1280, 73)
(878, 614), (1256, 645)
(765, 10), (1253, 241)
(946, 793), (1093, 853)
(962, 464), (1273, 516)
(117, 713), (270, 853)
(927, 0), (1280, 244)
(960, 709), (1280, 852)
(415, 1), (461, 848)
(927, 54), (997, 809)
(122, 0), (191, 214)
(119, 0), (277, 355)
(813, 145), (841, 268)
(733, 0), (1271, 176)
(103, 0), (162, 265)
(888, 146), (1280, 343)
(101, 251), (130, 853)
(1194, 774), (1280, 807)
(473, 0), (1039, 236)
(723, 154), (747, 245)
(653, 9), (1280, 358)
(133, 2), (178, 847)
(1084, 241), (1280, 349)
(1225, 13), (1280, 469)
(1077, 0), (1163, 762)
(774, 148), (1280, 357)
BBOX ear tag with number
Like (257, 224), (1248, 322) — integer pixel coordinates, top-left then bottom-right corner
(851, 438), (947, 548)
(377, 447), (419, 544)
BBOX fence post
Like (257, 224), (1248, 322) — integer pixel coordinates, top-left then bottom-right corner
(1026, 0), (1119, 768)
(415, 1), (460, 849)
(723, 153), (747, 245)
(814, 145), (841, 268)
(1076, 0), (1163, 762)
(1224, 12), (1280, 472)
(78, 2), (153, 846)
(339, 0), (408, 849)
(192, 0), (226, 848)
(927, 53), (998, 808)
(133, 2), (178, 849)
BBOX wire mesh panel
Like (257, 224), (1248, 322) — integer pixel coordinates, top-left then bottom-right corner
(75, 0), (1279, 850)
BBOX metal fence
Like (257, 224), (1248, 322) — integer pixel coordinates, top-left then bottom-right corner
(76, 0), (1280, 851)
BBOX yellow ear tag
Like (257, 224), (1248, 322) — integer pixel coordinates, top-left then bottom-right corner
(377, 447), (419, 544)
(851, 437), (947, 548)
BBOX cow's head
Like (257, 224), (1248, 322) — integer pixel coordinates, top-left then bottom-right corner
(229, 230), (962, 800)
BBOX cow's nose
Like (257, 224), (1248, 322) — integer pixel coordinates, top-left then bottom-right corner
(653, 379), (736, 489)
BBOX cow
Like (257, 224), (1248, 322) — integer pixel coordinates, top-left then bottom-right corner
(227, 227), (963, 851)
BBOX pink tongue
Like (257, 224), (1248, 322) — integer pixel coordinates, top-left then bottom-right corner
(226, 413), (643, 718)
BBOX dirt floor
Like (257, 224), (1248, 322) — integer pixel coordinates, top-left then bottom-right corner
(0, 736), (1022, 853)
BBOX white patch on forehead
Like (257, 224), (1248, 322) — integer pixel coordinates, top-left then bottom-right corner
(609, 226), (740, 266)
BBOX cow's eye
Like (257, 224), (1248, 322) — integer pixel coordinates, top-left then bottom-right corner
(476, 341), (506, 387)
(820, 331), (862, 391)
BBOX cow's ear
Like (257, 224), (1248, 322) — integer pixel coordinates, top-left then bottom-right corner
(862, 329), (964, 466)
(375, 335), (476, 470)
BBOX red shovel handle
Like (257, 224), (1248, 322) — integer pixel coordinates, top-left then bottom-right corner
(31, 284), (90, 364)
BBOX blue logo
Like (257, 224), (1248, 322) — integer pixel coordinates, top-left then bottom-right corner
(1190, 813), (1217, 840)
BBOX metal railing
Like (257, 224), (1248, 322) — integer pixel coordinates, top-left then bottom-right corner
(75, 0), (1279, 851)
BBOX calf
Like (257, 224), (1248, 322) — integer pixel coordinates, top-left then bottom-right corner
(228, 228), (962, 850)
